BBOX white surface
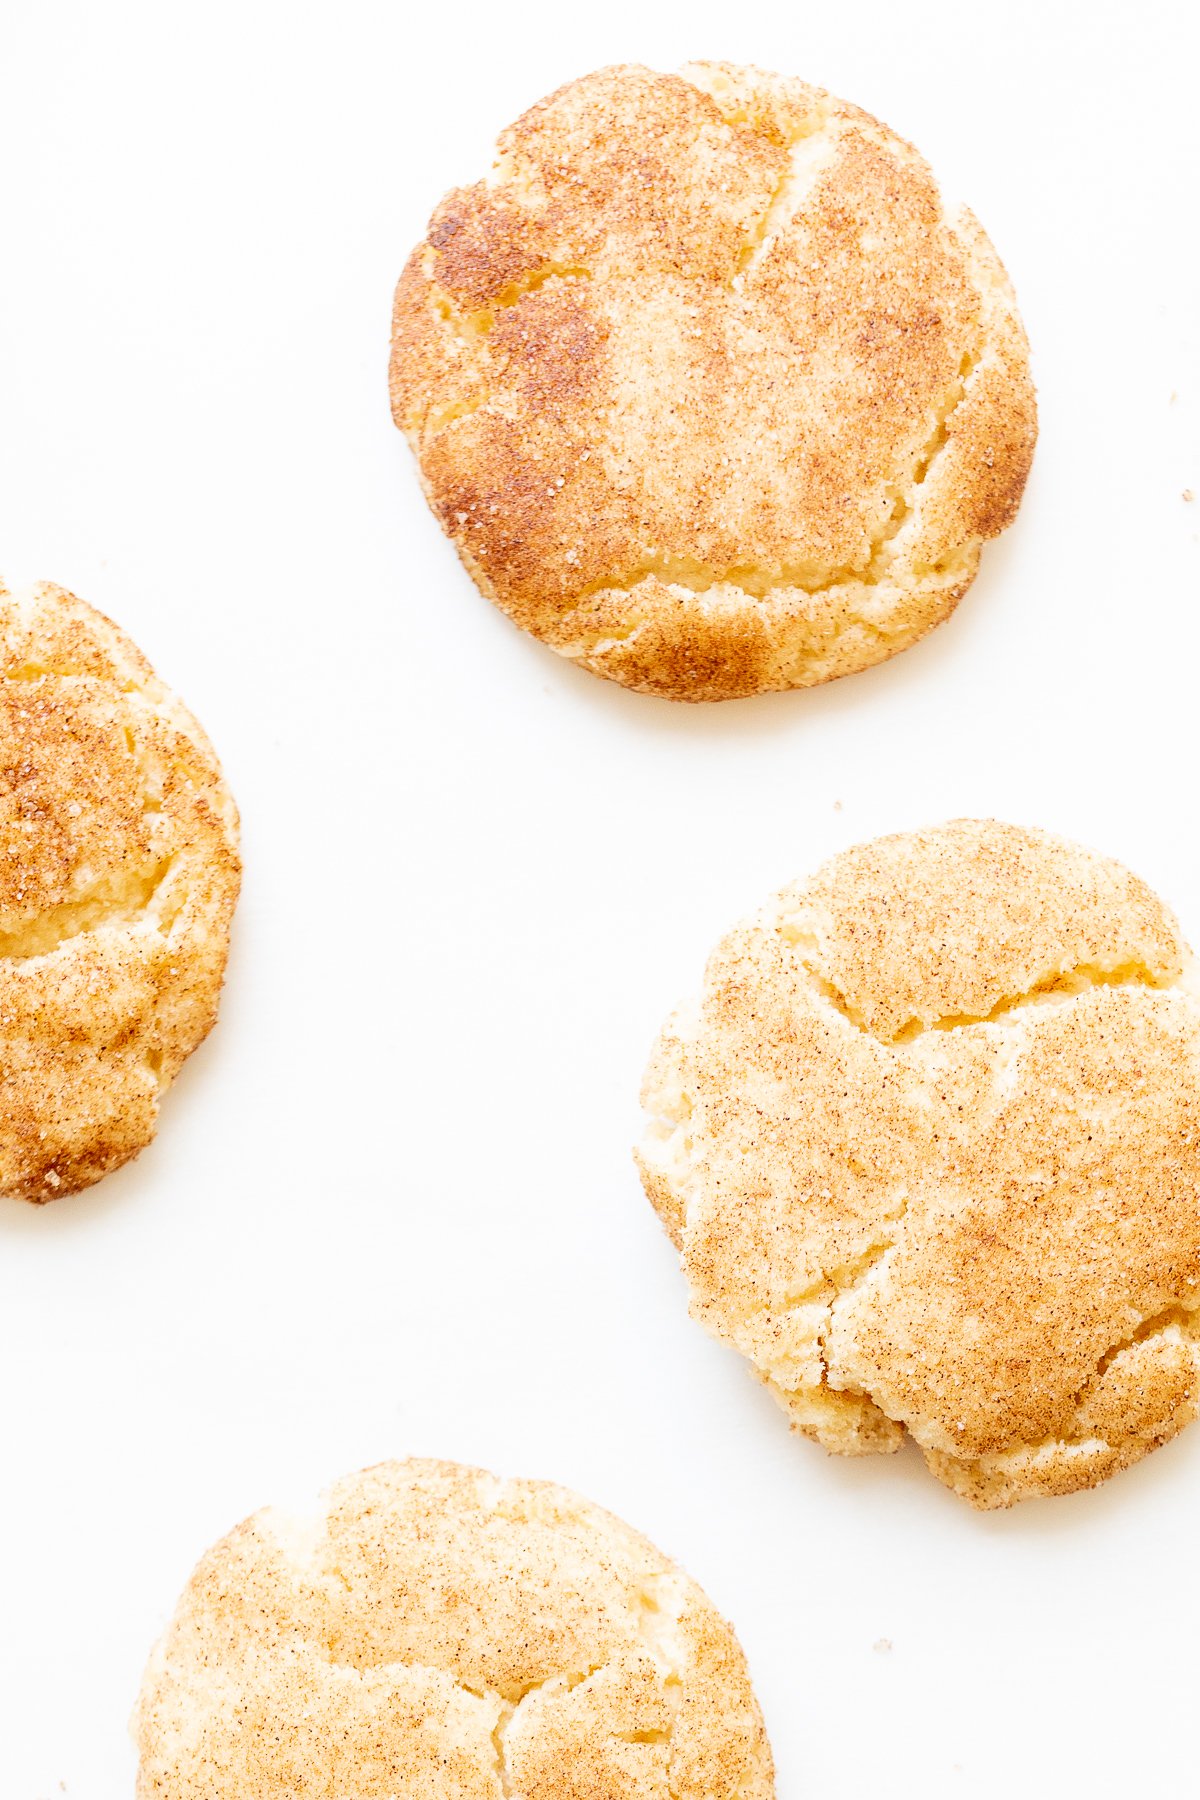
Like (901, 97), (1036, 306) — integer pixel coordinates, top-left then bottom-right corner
(0, 2), (1197, 1794)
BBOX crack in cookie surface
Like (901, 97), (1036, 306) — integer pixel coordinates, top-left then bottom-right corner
(782, 916), (1171, 1044)
(730, 109), (838, 280)
(551, 349), (983, 695)
(0, 856), (174, 960)
(430, 260), (594, 346)
(560, 347), (980, 622)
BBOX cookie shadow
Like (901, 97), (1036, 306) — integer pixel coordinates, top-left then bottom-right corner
(786, 1408), (1200, 1541)
(522, 524), (1030, 745)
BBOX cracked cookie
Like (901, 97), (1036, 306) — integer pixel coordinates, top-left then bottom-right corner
(638, 820), (1200, 1506)
(390, 62), (1036, 701)
(0, 580), (239, 1201)
(132, 1457), (775, 1798)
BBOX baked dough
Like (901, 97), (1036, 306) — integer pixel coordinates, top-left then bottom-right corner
(133, 1458), (775, 1797)
(639, 821), (1200, 1506)
(391, 63), (1036, 701)
(0, 580), (239, 1201)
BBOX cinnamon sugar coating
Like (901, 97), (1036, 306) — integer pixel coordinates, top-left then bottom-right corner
(133, 1459), (774, 1797)
(391, 63), (1036, 700)
(0, 581), (239, 1201)
(639, 821), (1200, 1505)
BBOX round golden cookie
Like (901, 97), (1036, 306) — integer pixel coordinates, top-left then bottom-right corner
(0, 580), (239, 1201)
(390, 62), (1036, 702)
(133, 1457), (775, 1798)
(638, 821), (1200, 1507)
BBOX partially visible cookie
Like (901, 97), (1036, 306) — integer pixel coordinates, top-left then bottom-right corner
(391, 62), (1036, 701)
(133, 1457), (775, 1798)
(0, 580), (239, 1201)
(639, 820), (1200, 1506)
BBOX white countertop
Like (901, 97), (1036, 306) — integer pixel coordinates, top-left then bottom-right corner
(1, 2), (1197, 1793)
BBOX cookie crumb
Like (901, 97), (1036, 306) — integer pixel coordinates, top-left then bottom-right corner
(873, 1637), (892, 1653)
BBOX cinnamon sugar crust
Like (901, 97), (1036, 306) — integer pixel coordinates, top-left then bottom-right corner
(638, 821), (1200, 1506)
(391, 63), (1036, 700)
(0, 581), (240, 1201)
(133, 1458), (775, 1798)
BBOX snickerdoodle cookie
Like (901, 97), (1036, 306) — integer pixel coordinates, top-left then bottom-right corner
(0, 580), (239, 1201)
(133, 1458), (774, 1797)
(391, 63), (1036, 701)
(639, 821), (1200, 1506)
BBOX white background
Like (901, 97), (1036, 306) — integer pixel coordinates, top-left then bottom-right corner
(0, 1), (1197, 1794)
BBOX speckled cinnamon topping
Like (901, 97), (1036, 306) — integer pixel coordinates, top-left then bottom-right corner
(133, 1458), (775, 1798)
(639, 820), (1200, 1506)
(391, 62), (1036, 701)
(0, 580), (239, 1201)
